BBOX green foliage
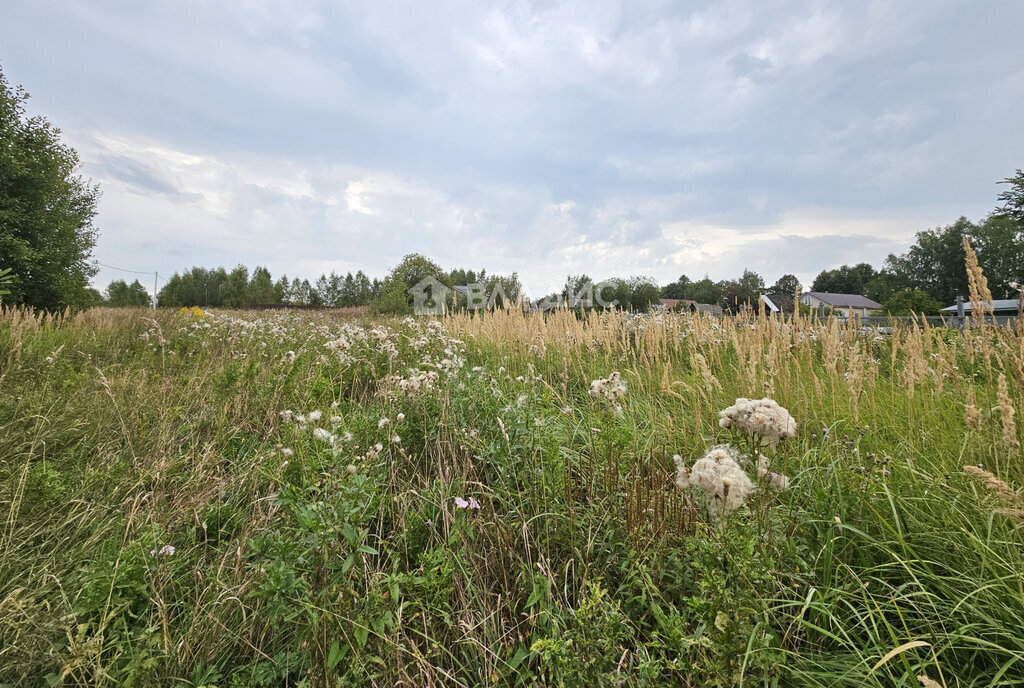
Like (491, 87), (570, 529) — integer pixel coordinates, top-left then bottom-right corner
(996, 168), (1024, 224)
(0, 266), (14, 302)
(883, 288), (942, 316)
(627, 275), (660, 312)
(104, 278), (151, 307)
(0, 68), (99, 309)
(374, 253), (449, 313)
(811, 262), (877, 295)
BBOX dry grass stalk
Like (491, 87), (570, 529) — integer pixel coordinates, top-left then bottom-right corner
(965, 387), (982, 430)
(997, 373), (1019, 447)
(963, 236), (992, 323)
(917, 675), (944, 688)
(963, 465), (1023, 509)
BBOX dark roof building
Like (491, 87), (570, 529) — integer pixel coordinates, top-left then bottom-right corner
(803, 292), (883, 309)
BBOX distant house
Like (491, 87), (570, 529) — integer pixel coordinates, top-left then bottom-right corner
(801, 292), (882, 317)
(940, 298), (1023, 315)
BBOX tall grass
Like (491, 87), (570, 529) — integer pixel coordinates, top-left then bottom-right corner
(1, 303), (1022, 687)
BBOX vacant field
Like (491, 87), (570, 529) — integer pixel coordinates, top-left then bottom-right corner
(1, 305), (1023, 687)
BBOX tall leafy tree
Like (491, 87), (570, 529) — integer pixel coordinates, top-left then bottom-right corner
(105, 279), (150, 307)
(0, 68), (100, 308)
(248, 266), (276, 305)
(810, 263), (877, 295)
(884, 218), (973, 306)
(660, 274), (691, 299)
(769, 274), (801, 297)
(628, 275), (661, 311)
(682, 276), (723, 306)
(996, 169), (1024, 224)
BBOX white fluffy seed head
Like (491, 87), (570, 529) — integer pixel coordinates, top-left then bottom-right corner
(718, 398), (797, 445)
(680, 444), (755, 516)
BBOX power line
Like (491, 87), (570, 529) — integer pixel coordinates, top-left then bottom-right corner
(94, 261), (156, 275)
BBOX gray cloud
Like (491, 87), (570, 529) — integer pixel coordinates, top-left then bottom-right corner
(1, 0), (1022, 295)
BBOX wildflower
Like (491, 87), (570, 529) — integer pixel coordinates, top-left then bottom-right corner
(396, 412), (405, 423)
(313, 428), (334, 443)
(378, 418), (390, 429)
(390, 434), (401, 444)
(346, 464), (357, 475)
(308, 410), (323, 422)
(342, 432), (353, 441)
(282, 350), (296, 363)
(330, 416), (342, 425)
(150, 544), (175, 556)
(718, 398), (797, 445)
(330, 401), (340, 409)
(279, 410), (295, 421)
(675, 445), (755, 516)
(455, 497), (481, 510)
(281, 447), (294, 458)
(589, 371), (627, 403)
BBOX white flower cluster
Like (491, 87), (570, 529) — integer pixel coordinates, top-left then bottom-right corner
(674, 439), (793, 517)
(674, 445), (754, 517)
(718, 397), (796, 445)
(383, 369), (440, 397)
(589, 372), (627, 402)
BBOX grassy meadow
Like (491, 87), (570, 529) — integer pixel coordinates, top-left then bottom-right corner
(1, 305), (1023, 687)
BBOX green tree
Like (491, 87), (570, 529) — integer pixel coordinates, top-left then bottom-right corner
(972, 213), (1024, 298)
(682, 276), (723, 306)
(769, 274), (801, 297)
(0, 267), (14, 303)
(374, 253), (449, 314)
(721, 269), (764, 312)
(996, 169), (1024, 224)
(104, 279), (150, 307)
(660, 274), (691, 299)
(248, 266), (276, 305)
(0, 68), (100, 309)
(884, 218), (973, 306)
(811, 263), (877, 295)
(628, 275), (660, 311)
(222, 265), (250, 307)
(883, 289), (942, 316)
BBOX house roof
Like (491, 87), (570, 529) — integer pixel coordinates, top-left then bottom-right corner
(805, 292), (882, 309)
(940, 299), (1023, 313)
(760, 294), (779, 313)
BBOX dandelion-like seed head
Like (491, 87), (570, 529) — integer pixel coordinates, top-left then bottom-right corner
(679, 444), (755, 516)
(718, 398), (797, 445)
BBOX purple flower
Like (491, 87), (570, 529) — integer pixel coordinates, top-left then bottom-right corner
(455, 497), (470, 509)
(151, 544), (175, 557)
(468, 497), (481, 510)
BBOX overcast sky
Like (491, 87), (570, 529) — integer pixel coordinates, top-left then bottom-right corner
(3, 0), (1023, 297)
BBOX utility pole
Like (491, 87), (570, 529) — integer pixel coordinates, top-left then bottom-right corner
(153, 271), (158, 309)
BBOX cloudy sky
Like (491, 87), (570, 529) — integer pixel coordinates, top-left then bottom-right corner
(3, 0), (1023, 297)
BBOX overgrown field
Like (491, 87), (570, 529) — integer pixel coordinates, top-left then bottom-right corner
(2, 306), (1023, 687)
